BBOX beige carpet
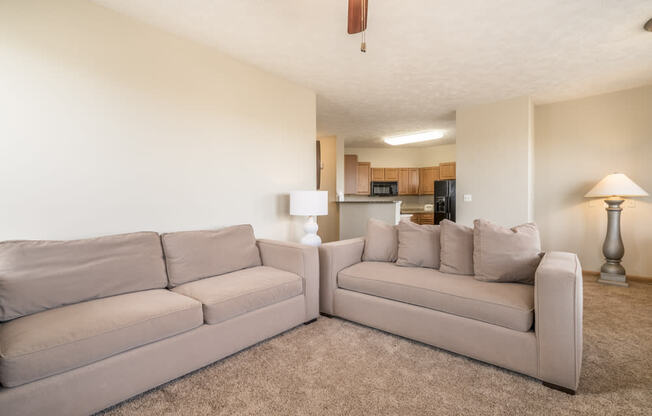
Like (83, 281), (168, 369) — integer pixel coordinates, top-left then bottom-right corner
(101, 278), (652, 415)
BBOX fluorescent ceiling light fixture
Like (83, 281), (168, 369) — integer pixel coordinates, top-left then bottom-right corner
(384, 130), (444, 145)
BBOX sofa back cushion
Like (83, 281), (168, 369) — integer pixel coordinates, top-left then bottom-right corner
(439, 220), (474, 275)
(396, 221), (441, 269)
(161, 224), (262, 287)
(0, 232), (167, 322)
(362, 219), (398, 262)
(473, 219), (542, 284)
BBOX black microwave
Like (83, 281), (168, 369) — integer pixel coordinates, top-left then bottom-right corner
(370, 181), (398, 196)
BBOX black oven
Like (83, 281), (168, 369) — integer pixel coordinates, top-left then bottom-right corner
(370, 181), (398, 196)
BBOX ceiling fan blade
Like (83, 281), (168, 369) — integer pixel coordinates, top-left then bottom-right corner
(347, 0), (368, 34)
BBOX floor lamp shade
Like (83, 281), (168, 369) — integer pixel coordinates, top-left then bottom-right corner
(290, 191), (328, 246)
(584, 173), (648, 287)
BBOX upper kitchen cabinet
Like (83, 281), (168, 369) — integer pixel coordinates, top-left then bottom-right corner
(419, 166), (440, 194)
(399, 168), (419, 195)
(371, 168), (398, 181)
(371, 168), (385, 181)
(440, 162), (456, 180)
(408, 168), (419, 194)
(356, 162), (371, 194)
(384, 168), (399, 181)
(344, 154), (358, 194)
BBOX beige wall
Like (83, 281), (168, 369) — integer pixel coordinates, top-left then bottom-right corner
(535, 85), (652, 277)
(456, 96), (534, 226)
(0, 0), (315, 241)
(317, 136), (339, 242)
(344, 144), (456, 168)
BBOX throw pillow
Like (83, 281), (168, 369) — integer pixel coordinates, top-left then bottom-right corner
(439, 220), (474, 275)
(396, 221), (440, 268)
(362, 218), (398, 262)
(473, 219), (542, 284)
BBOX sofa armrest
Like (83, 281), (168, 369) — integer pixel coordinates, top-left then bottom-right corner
(535, 251), (583, 392)
(318, 238), (365, 315)
(257, 239), (319, 321)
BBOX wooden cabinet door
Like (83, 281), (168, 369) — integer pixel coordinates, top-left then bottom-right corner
(344, 154), (358, 194)
(356, 162), (370, 194)
(398, 168), (410, 195)
(371, 168), (385, 181)
(408, 168), (419, 195)
(419, 167), (438, 195)
(410, 213), (420, 224)
(420, 213), (434, 225)
(384, 168), (398, 181)
(440, 162), (456, 180)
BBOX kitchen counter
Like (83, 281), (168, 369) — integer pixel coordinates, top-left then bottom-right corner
(337, 200), (399, 204)
(338, 200), (402, 239)
(400, 209), (433, 214)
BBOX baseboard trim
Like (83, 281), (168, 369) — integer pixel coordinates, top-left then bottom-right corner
(583, 271), (651, 284)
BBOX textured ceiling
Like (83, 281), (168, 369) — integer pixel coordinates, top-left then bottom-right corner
(93, 0), (652, 147)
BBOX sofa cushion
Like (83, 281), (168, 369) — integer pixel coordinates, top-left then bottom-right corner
(0, 232), (168, 322)
(171, 266), (303, 324)
(337, 261), (534, 332)
(161, 224), (262, 287)
(362, 219), (398, 262)
(473, 219), (542, 284)
(0, 289), (202, 388)
(396, 221), (440, 269)
(439, 220), (474, 275)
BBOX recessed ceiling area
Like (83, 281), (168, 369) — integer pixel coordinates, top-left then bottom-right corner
(93, 0), (652, 147)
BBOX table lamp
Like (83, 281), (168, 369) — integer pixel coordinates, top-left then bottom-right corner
(290, 190), (328, 246)
(584, 173), (649, 287)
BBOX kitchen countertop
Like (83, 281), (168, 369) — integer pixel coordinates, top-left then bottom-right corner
(336, 200), (400, 204)
(400, 209), (433, 214)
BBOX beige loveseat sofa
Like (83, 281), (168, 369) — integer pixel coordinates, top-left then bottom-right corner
(319, 238), (583, 394)
(0, 225), (318, 416)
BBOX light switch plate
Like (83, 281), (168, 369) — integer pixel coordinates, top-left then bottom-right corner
(463, 194), (472, 202)
(627, 200), (636, 208)
(588, 199), (598, 208)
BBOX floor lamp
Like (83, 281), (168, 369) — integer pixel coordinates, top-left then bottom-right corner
(584, 173), (649, 287)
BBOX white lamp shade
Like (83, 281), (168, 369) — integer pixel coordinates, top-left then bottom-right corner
(290, 191), (328, 216)
(584, 173), (649, 198)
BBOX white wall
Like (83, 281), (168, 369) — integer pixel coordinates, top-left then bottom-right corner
(535, 85), (652, 277)
(0, 0), (315, 241)
(344, 144), (456, 168)
(456, 96), (533, 226)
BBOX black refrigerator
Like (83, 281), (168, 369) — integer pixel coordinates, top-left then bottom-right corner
(434, 179), (456, 224)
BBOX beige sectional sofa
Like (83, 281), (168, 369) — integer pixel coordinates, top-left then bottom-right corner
(0, 225), (318, 416)
(319, 237), (583, 394)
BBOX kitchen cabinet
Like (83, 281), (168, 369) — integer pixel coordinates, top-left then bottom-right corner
(399, 168), (419, 195)
(410, 213), (435, 225)
(371, 168), (385, 181)
(356, 162), (371, 194)
(344, 155), (358, 194)
(384, 168), (399, 181)
(419, 166), (440, 195)
(440, 162), (456, 180)
(371, 168), (399, 181)
(408, 168), (419, 194)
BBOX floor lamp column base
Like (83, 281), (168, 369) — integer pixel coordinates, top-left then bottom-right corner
(598, 272), (628, 287)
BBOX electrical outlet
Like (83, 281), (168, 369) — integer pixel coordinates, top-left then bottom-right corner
(463, 194), (472, 202)
(627, 200), (636, 208)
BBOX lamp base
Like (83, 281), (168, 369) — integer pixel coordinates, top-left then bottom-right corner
(598, 272), (628, 287)
(300, 216), (322, 247)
